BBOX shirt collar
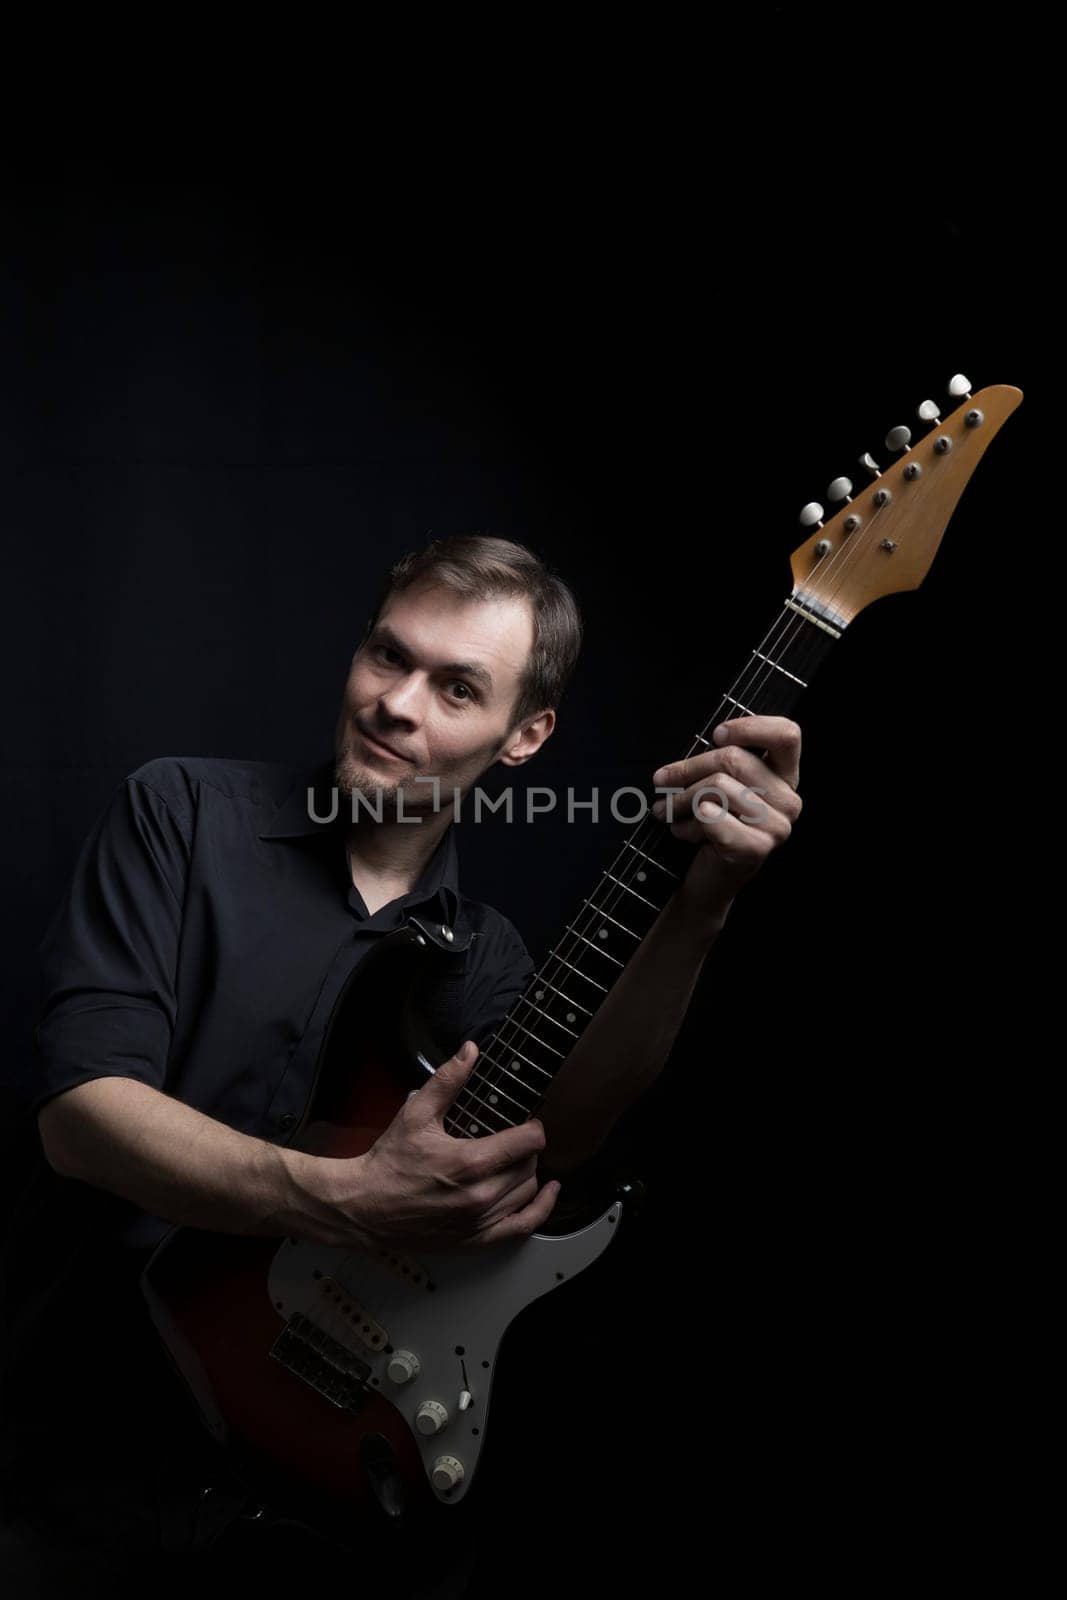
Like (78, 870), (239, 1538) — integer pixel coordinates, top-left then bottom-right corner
(259, 758), (465, 933)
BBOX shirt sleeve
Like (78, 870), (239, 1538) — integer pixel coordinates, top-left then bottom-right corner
(461, 913), (536, 1051)
(28, 774), (191, 1121)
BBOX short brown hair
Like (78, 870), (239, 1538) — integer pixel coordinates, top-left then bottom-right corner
(364, 534), (583, 727)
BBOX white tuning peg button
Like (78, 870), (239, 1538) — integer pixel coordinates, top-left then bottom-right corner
(827, 477), (852, 502)
(885, 425), (911, 452)
(917, 400), (941, 423)
(799, 502), (824, 527)
(947, 373), (972, 397)
(859, 452), (882, 477)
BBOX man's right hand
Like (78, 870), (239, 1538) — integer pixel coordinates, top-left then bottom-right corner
(309, 1040), (562, 1250)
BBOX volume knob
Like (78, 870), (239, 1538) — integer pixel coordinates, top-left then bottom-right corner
(416, 1399), (450, 1435)
(432, 1454), (466, 1492)
(387, 1350), (421, 1385)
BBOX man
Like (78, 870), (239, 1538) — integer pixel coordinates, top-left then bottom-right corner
(1, 534), (802, 1588)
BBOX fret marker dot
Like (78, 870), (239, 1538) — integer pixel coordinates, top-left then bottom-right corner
(535, 989), (545, 1000)
(511, 1059), (520, 1070)
(468, 1122), (480, 1134)
(636, 870), (647, 882)
(598, 928), (609, 939)
(566, 1012), (576, 1023)
(488, 1094), (498, 1105)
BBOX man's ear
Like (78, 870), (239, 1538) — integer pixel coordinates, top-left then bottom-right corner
(498, 709), (555, 768)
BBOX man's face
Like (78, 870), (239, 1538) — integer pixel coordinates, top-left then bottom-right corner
(334, 578), (549, 817)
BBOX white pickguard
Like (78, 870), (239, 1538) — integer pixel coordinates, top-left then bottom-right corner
(265, 1201), (621, 1502)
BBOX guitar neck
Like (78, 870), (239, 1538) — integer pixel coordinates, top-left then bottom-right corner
(443, 594), (841, 1137)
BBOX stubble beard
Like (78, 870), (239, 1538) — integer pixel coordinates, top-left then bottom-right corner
(333, 746), (438, 821)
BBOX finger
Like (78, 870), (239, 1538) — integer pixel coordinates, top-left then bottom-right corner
(416, 1040), (480, 1118)
(655, 774), (792, 838)
(653, 751), (798, 821)
(473, 1179), (562, 1247)
(462, 1118), (547, 1177)
(656, 766), (798, 824)
(711, 717), (801, 790)
(477, 1170), (541, 1226)
(652, 751), (718, 793)
(667, 786), (787, 852)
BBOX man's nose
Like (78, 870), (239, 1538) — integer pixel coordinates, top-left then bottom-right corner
(379, 672), (428, 724)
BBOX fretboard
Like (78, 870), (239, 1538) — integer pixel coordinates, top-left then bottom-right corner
(443, 594), (840, 1139)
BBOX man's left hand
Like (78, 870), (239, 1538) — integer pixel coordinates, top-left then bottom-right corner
(651, 715), (803, 927)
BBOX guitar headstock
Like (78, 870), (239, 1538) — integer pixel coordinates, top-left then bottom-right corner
(789, 378), (1023, 630)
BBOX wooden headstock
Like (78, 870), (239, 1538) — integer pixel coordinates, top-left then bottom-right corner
(788, 382), (1023, 630)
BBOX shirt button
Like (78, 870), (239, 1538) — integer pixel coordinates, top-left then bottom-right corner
(278, 1112), (297, 1131)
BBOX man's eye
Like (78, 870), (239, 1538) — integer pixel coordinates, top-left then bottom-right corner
(450, 682), (475, 702)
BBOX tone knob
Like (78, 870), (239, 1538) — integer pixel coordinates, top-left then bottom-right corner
(827, 476), (852, 501)
(416, 1400), (450, 1435)
(798, 502), (824, 527)
(431, 1455), (466, 1492)
(386, 1350), (421, 1385)
(885, 425), (911, 452)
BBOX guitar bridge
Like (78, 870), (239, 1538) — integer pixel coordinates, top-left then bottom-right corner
(269, 1311), (373, 1413)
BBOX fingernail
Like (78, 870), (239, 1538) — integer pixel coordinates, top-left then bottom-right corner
(713, 724), (729, 744)
(652, 767), (666, 785)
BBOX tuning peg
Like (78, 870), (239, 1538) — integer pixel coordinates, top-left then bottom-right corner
(827, 477), (853, 502)
(859, 452), (882, 477)
(947, 373), (972, 397)
(798, 502), (824, 528)
(917, 400), (941, 423)
(885, 425), (912, 452)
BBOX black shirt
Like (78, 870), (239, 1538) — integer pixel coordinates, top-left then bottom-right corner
(27, 752), (535, 1249)
(1, 754), (536, 1523)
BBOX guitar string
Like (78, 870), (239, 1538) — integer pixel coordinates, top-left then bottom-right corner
(316, 429), (929, 1356)
(448, 443), (922, 1147)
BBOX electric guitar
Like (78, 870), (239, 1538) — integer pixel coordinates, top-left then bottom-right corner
(140, 374), (1023, 1538)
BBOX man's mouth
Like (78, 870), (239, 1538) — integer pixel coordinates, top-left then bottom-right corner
(356, 724), (411, 762)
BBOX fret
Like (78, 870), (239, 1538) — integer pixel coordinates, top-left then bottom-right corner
(446, 1077), (534, 1131)
(558, 929), (626, 968)
(465, 595), (839, 1142)
(501, 1016), (566, 1058)
(549, 954), (609, 993)
(455, 1091), (511, 1129)
(581, 898), (642, 941)
(445, 1090), (513, 1132)
(456, 1075), (529, 1122)
(482, 1066), (541, 1113)
(784, 595), (842, 639)
(621, 840), (679, 879)
(479, 1042), (553, 1083)
(531, 978), (593, 1018)
(522, 998), (580, 1039)
(603, 871), (659, 911)
(752, 649), (808, 688)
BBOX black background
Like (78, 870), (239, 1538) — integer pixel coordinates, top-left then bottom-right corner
(0, 25), (1042, 1592)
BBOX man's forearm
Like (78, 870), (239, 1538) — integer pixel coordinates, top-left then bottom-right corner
(37, 1076), (337, 1241)
(534, 890), (730, 1177)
